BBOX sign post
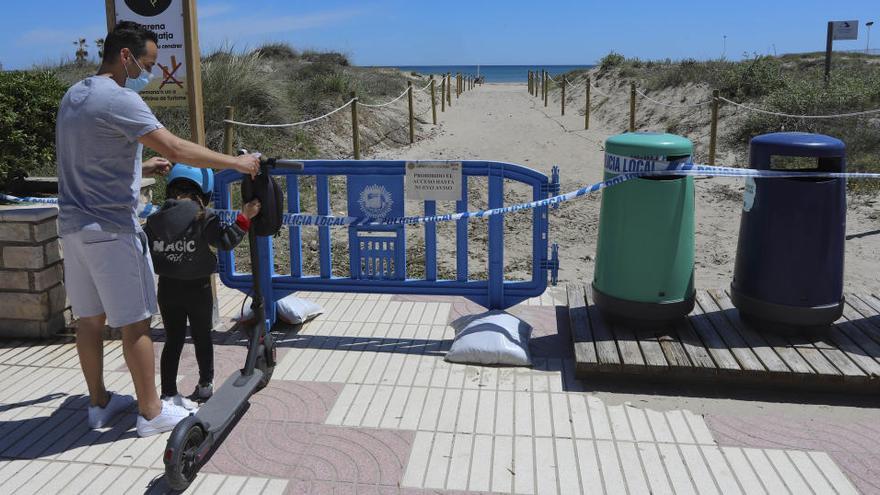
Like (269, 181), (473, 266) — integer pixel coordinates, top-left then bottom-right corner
(825, 20), (859, 85)
(105, 0), (205, 145)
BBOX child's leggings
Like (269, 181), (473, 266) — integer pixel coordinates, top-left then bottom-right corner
(158, 276), (214, 397)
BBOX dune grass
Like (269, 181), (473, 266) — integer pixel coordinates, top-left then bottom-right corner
(571, 52), (880, 192)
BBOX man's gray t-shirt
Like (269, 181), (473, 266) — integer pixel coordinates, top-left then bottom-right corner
(57, 76), (163, 235)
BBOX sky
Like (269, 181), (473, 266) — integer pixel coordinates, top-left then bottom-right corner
(1, 1), (878, 69)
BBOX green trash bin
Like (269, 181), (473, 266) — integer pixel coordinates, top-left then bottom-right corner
(592, 132), (696, 324)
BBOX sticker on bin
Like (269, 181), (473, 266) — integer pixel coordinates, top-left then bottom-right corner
(743, 177), (756, 212)
(604, 153), (689, 174)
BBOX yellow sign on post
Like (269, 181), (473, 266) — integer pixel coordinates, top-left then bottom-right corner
(105, 0), (205, 145)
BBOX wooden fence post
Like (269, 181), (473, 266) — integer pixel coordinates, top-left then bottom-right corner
(584, 78), (591, 130)
(447, 72), (452, 107)
(441, 75), (446, 112)
(407, 81), (415, 144)
(629, 82), (636, 132)
(561, 75), (566, 116)
(350, 92), (360, 159)
(544, 72), (548, 107)
(430, 76), (437, 125)
(528, 71), (532, 94)
(540, 69), (544, 98)
(709, 89), (720, 165)
(223, 106), (235, 155)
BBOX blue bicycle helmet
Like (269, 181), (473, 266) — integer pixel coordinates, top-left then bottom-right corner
(166, 164), (214, 201)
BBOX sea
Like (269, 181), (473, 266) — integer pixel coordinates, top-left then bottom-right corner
(388, 65), (593, 83)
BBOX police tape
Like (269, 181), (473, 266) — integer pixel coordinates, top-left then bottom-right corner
(4, 159), (880, 228)
(216, 161), (880, 227)
(603, 153), (880, 180)
(0, 194), (161, 219)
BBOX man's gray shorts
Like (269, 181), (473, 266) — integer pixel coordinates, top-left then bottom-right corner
(61, 225), (158, 328)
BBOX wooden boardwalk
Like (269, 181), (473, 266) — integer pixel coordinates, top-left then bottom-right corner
(567, 286), (880, 392)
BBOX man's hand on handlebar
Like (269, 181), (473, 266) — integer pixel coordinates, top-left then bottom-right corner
(233, 153), (261, 178)
(237, 149), (305, 173)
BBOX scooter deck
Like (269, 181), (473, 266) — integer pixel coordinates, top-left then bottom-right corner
(195, 368), (264, 433)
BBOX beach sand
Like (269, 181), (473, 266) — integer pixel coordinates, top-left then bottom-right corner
(367, 82), (880, 294)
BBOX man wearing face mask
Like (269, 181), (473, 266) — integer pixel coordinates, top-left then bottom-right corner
(56, 21), (261, 437)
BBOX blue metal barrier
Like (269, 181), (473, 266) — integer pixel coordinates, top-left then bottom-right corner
(214, 160), (558, 323)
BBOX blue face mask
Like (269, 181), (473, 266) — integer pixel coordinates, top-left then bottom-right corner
(125, 56), (154, 93)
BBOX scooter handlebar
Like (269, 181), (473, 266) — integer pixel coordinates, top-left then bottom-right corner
(238, 149), (305, 172)
(263, 158), (305, 170)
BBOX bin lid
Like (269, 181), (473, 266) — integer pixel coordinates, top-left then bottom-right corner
(605, 132), (693, 158)
(750, 132), (845, 158)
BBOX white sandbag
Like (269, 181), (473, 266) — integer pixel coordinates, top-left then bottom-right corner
(276, 294), (324, 324)
(234, 294), (323, 325)
(445, 311), (532, 366)
(233, 304), (255, 323)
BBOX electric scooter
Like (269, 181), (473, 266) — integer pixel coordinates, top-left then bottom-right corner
(163, 155), (302, 491)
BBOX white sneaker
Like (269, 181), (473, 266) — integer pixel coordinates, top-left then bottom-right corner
(163, 394), (199, 412)
(88, 392), (134, 429)
(136, 401), (193, 437)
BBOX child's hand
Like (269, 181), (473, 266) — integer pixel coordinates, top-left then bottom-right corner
(243, 199), (261, 219)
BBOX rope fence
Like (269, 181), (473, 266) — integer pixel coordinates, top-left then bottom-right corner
(223, 99), (355, 128)
(635, 88), (713, 109)
(718, 97), (880, 119)
(223, 73), (476, 159)
(527, 67), (880, 165)
(357, 88), (410, 108)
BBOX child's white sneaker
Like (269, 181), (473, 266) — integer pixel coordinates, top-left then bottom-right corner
(162, 394), (199, 412)
(88, 392), (134, 429)
(136, 401), (192, 437)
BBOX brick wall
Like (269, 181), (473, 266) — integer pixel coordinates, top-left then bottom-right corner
(0, 205), (66, 338)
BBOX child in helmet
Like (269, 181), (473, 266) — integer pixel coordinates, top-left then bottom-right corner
(145, 164), (261, 406)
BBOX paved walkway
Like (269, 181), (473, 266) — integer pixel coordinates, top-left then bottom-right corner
(0, 285), (877, 494)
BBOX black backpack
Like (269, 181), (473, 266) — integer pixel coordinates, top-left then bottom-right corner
(241, 173), (284, 236)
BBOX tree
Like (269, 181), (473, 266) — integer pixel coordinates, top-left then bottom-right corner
(73, 38), (88, 64)
(95, 38), (104, 60)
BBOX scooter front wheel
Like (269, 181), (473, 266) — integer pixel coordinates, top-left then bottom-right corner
(164, 416), (206, 491)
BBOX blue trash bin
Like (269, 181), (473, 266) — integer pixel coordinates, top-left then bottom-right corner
(731, 132), (846, 332)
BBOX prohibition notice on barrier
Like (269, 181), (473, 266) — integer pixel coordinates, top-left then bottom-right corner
(405, 161), (462, 201)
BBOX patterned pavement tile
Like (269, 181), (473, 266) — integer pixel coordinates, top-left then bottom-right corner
(706, 413), (880, 494)
(203, 420), (414, 487)
(246, 381), (345, 423)
(508, 305), (572, 359)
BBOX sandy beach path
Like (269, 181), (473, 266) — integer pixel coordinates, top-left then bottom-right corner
(369, 82), (880, 293)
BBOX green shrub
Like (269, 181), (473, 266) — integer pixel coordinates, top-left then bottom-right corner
(255, 42), (298, 60)
(0, 71), (68, 187)
(715, 55), (786, 98)
(599, 52), (625, 71)
(301, 50), (349, 66)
